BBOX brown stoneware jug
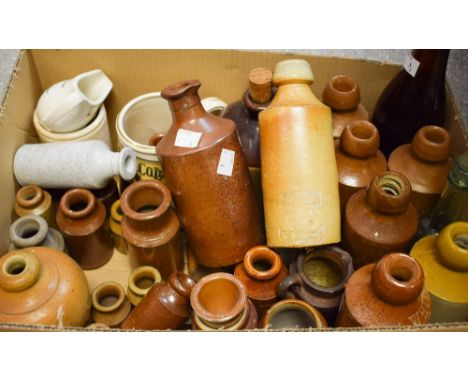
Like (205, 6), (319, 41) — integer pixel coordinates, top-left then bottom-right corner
(56, 188), (114, 270)
(15, 185), (55, 227)
(344, 171), (419, 268)
(0, 247), (90, 327)
(91, 281), (132, 328)
(127, 265), (162, 306)
(120, 180), (184, 279)
(121, 272), (195, 330)
(156, 80), (264, 267)
(262, 299), (328, 329)
(336, 253), (432, 327)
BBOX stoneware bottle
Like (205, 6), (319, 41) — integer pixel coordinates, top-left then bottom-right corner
(127, 265), (162, 306)
(344, 171), (419, 268)
(120, 180), (184, 279)
(56, 188), (114, 270)
(13, 140), (137, 189)
(109, 200), (127, 254)
(156, 80), (264, 267)
(234, 246), (288, 316)
(389, 125), (452, 216)
(121, 272), (195, 330)
(15, 185), (55, 228)
(91, 281), (132, 328)
(277, 246), (354, 325)
(0, 247), (90, 327)
(336, 253), (432, 327)
(322, 75), (369, 138)
(335, 120), (387, 211)
(191, 272), (259, 331)
(259, 59), (340, 247)
(411, 222), (468, 323)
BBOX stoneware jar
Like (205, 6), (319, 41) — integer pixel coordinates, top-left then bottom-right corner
(335, 120), (387, 211)
(322, 75), (369, 139)
(109, 200), (127, 254)
(120, 180), (184, 279)
(344, 171), (419, 268)
(336, 253), (432, 327)
(191, 272), (259, 331)
(15, 185), (55, 228)
(411, 222), (468, 323)
(156, 79), (264, 267)
(277, 246), (354, 325)
(389, 125), (452, 216)
(121, 272), (195, 330)
(127, 265), (162, 306)
(91, 281), (132, 328)
(259, 59), (340, 248)
(56, 188), (114, 270)
(0, 247), (90, 327)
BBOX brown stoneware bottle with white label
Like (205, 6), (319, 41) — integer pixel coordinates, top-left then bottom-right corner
(156, 80), (264, 267)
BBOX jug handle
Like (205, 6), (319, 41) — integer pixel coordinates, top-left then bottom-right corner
(277, 273), (302, 299)
(201, 97), (227, 116)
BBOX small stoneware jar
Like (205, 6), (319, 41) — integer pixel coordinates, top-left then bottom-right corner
(322, 75), (369, 139)
(344, 171), (419, 268)
(191, 272), (259, 331)
(335, 121), (387, 211)
(56, 188), (114, 270)
(0, 247), (90, 327)
(91, 178), (120, 216)
(389, 125), (452, 216)
(109, 200), (127, 254)
(277, 246), (354, 325)
(121, 272), (195, 330)
(91, 281), (132, 328)
(411, 222), (468, 323)
(15, 185), (55, 228)
(120, 180), (184, 279)
(127, 265), (162, 306)
(234, 246), (288, 316)
(336, 253), (432, 327)
(262, 299), (328, 329)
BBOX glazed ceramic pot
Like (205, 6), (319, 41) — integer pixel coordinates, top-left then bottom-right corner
(91, 178), (120, 216)
(411, 222), (468, 323)
(336, 253), (432, 327)
(191, 272), (259, 330)
(121, 272), (195, 330)
(344, 171), (419, 268)
(91, 281), (132, 328)
(0, 247), (90, 327)
(389, 125), (452, 216)
(127, 265), (162, 306)
(15, 185), (55, 228)
(109, 200), (127, 254)
(120, 180), (184, 279)
(322, 75), (369, 139)
(156, 80), (264, 267)
(262, 299), (328, 329)
(259, 59), (340, 247)
(335, 120), (387, 211)
(56, 188), (114, 270)
(277, 246), (354, 325)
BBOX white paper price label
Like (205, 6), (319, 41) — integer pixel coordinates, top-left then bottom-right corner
(174, 129), (202, 148)
(403, 51), (420, 77)
(217, 148), (235, 177)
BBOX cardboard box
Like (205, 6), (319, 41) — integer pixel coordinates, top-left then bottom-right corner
(0, 49), (466, 331)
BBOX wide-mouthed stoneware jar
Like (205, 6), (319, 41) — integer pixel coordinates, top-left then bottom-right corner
(15, 185), (55, 228)
(127, 265), (162, 306)
(91, 281), (132, 328)
(262, 299), (328, 329)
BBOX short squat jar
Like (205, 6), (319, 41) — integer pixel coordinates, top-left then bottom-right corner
(15, 185), (55, 227)
(91, 281), (132, 328)
(127, 265), (162, 306)
(109, 200), (127, 254)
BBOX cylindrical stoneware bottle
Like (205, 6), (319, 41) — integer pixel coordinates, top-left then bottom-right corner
(344, 171), (419, 268)
(127, 265), (162, 306)
(56, 188), (114, 270)
(109, 200), (127, 254)
(91, 281), (132, 328)
(259, 59), (340, 247)
(120, 180), (184, 279)
(411, 222), (468, 323)
(262, 299), (328, 329)
(15, 185), (55, 227)
(156, 80), (264, 267)
(336, 253), (432, 327)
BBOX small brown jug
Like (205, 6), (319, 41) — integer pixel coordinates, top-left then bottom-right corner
(15, 185), (55, 227)
(91, 281), (132, 328)
(262, 299), (328, 329)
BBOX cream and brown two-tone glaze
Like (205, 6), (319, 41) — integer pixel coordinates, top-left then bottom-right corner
(262, 299), (328, 329)
(127, 265), (162, 306)
(91, 281), (132, 328)
(15, 185), (55, 227)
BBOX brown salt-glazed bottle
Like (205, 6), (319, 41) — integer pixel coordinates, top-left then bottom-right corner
(15, 185), (55, 228)
(121, 272), (195, 330)
(120, 180), (184, 279)
(389, 125), (452, 216)
(335, 120), (387, 211)
(156, 80), (264, 267)
(262, 299), (328, 329)
(91, 281), (132, 328)
(277, 246), (354, 325)
(56, 188), (114, 270)
(336, 253), (432, 327)
(234, 246), (288, 316)
(344, 171), (419, 268)
(322, 75), (369, 139)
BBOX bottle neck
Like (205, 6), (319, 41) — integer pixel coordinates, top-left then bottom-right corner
(170, 94), (207, 123)
(410, 49), (449, 88)
(269, 82), (322, 108)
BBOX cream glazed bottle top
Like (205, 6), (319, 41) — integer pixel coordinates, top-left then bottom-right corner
(13, 140), (137, 189)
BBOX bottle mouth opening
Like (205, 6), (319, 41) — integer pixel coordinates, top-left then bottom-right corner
(331, 75), (357, 94)
(5, 257), (27, 276)
(61, 189), (95, 219)
(16, 185), (43, 208)
(378, 175), (404, 196)
(389, 266), (413, 283)
(119, 148), (137, 181)
(349, 122), (374, 140)
(454, 234), (468, 250)
(244, 246), (281, 280)
(424, 128), (447, 145)
(128, 266), (161, 295)
(93, 282), (125, 313)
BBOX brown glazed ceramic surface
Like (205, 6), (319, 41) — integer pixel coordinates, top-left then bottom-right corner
(127, 265), (162, 306)
(91, 281), (132, 328)
(156, 80), (264, 267)
(186, 246), (222, 282)
(277, 246), (354, 325)
(121, 272), (195, 330)
(109, 200), (127, 254)
(120, 180), (184, 279)
(389, 125), (452, 215)
(0, 247), (90, 327)
(322, 75), (369, 138)
(15, 185), (55, 227)
(336, 253), (432, 327)
(56, 188), (113, 270)
(335, 121), (387, 211)
(344, 171), (419, 268)
(262, 299), (328, 329)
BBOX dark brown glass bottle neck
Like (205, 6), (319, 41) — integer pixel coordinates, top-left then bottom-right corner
(410, 49), (449, 83)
